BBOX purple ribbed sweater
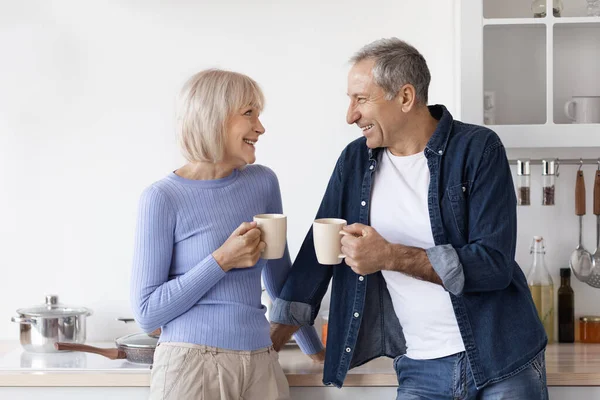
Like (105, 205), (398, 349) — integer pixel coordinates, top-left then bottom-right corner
(130, 165), (322, 354)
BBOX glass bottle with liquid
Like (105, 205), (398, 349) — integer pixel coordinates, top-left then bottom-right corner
(558, 268), (575, 343)
(527, 236), (554, 343)
(532, 0), (563, 17)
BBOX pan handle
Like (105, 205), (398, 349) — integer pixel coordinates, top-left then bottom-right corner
(116, 317), (136, 323)
(54, 343), (126, 360)
(11, 316), (34, 324)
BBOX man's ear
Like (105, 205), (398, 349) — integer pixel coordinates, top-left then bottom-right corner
(396, 84), (417, 113)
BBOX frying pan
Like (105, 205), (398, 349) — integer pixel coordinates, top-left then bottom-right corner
(55, 332), (157, 364)
(117, 317), (161, 338)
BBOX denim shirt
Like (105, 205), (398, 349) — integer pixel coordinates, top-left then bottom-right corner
(271, 105), (547, 389)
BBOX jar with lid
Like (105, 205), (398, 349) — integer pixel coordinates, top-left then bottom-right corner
(516, 160), (531, 206)
(541, 160), (557, 206)
(580, 316), (600, 343)
(587, 0), (600, 16)
(531, 0), (563, 17)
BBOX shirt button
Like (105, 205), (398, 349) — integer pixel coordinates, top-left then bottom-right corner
(361, 201), (366, 206)
(369, 165), (374, 170)
(438, 150), (443, 155)
(345, 347), (352, 353)
(462, 186), (466, 192)
(354, 312), (360, 318)
(358, 276), (364, 281)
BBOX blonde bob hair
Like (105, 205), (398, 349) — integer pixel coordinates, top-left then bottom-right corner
(176, 69), (265, 163)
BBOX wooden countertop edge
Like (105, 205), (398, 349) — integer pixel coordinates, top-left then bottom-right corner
(3, 342), (600, 387)
(0, 371), (599, 387)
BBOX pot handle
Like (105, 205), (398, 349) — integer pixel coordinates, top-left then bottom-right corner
(11, 316), (34, 324)
(116, 317), (135, 323)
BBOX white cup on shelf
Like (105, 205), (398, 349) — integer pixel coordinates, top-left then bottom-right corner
(564, 96), (600, 124)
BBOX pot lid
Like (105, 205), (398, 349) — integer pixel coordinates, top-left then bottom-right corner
(116, 333), (158, 349)
(16, 295), (91, 317)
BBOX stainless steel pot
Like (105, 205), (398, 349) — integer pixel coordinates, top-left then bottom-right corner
(11, 295), (92, 353)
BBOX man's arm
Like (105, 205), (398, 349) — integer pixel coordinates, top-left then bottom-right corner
(425, 140), (518, 295)
(341, 139), (518, 296)
(270, 151), (347, 352)
(340, 225), (442, 285)
(270, 323), (299, 351)
(261, 169), (324, 359)
(386, 245), (443, 285)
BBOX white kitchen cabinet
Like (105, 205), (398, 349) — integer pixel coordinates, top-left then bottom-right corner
(460, 0), (600, 148)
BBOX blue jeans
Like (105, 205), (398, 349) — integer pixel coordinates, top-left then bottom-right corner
(394, 350), (548, 400)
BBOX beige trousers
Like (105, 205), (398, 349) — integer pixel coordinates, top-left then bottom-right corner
(149, 342), (291, 400)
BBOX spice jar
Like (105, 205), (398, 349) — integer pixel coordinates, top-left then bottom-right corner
(580, 316), (600, 343)
(516, 160), (531, 206)
(531, 0), (563, 17)
(541, 160), (557, 206)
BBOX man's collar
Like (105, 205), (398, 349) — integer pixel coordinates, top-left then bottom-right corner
(367, 104), (453, 160)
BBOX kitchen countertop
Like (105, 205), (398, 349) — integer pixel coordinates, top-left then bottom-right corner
(0, 342), (599, 387)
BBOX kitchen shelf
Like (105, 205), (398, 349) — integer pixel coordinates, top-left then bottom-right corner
(484, 18), (547, 26)
(483, 0), (538, 19)
(488, 124), (600, 148)
(484, 0), (600, 19)
(555, 17), (600, 24)
(483, 17), (600, 26)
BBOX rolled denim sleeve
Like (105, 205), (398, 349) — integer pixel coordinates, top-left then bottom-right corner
(270, 299), (324, 354)
(426, 244), (465, 296)
(429, 140), (518, 296)
(270, 299), (313, 326)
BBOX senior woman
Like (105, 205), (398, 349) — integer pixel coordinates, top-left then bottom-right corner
(131, 69), (323, 400)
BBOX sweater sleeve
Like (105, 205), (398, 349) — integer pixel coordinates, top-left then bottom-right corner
(130, 186), (226, 333)
(260, 169), (324, 355)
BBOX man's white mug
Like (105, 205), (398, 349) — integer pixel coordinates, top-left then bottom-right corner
(564, 96), (600, 124)
(313, 218), (347, 265)
(253, 214), (287, 260)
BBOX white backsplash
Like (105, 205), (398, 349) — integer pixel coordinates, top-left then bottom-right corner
(510, 147), (600, 339)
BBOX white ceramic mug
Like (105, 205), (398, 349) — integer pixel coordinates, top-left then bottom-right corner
(253, 214), (287, 260)
(564, 96), (600, 123)
(313, 218), (347, 265)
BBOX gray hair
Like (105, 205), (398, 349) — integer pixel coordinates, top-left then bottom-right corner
(350, 38), (430, 104)
(176, 69), (265, 163)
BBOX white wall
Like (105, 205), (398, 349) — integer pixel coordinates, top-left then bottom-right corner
(0, 0), (456, 341)
(2, 0), (600, 352)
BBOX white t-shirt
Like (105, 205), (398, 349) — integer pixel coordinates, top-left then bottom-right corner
(370, 148), (465, 360)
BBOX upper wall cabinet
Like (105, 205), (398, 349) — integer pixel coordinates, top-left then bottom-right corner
(460, 0), (600, 147)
